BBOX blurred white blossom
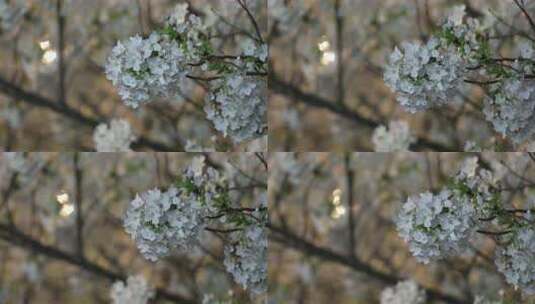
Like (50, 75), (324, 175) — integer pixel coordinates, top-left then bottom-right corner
(205, 72), (267, 143)
(224, 225), (267, 295)
(396, 189), (476, 263)
(124, 186), (206, 261)
(93, 119), (136, 152)
(495, 225), (535, 295)
(372, 120), (415, 151)
(110, 275), (154, 304)
(380, 280), (426, 304)
(384, 38), (464, 113)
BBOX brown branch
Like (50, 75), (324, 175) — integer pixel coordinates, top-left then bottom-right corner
(235, 0), (264, 43)
(344, 153), (356, 257)
(73, 153), (84, 258)
(476, 229), (513, 236)
(56, 0), (67, 107)
(334, 0), (345, 106)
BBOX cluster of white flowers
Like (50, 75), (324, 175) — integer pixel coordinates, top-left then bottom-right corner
(481, 40), (535, 145)
(384, 37), (464, 113)
(454, 157), (499, 218)
(124, 186), (207, 261)
(380, 280), (426, 304)
(123, 157), (267, 295)
(372, 120), (415, 151)
(396, 157), (500, 263)
(495, 224), (535, 295)
(397, 156), (535, 294)
(396, 189), (476, 263)
(441, 6), (484, 64)
(223, 225), (267, 295)
(105, 3), (267, 143)
(484, 79), (535, 144)
(105, 32), (189, 108)
(105, 6), (211, 108)
(204, 73), (267, 143)
(0, 0), (26, 32)
(93, 119), (136, 152)
(110, 275), (154, 304)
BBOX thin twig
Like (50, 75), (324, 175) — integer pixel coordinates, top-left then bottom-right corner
(235, 0), (264, 43)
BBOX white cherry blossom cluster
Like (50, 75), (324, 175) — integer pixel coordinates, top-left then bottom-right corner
(124, 157), (267, 295)
(93, 119), (136, 152)
(384, 37), (464, 113)
(453, 157), (500, 218)
(395, 188), (476, 263)
(105, 32), (189, 108)
(380, 280), (426, 304)
(223, 225), (267, 295)
(481, 40), (535, 145)
(124, 186), (207, 261)
(372, 120), (415, 152)
(484, 78), (535, 144)
(124, 157), (219, 262)
(204, 72), (267, 143)
(495, 224), (535, 295)
(396, 157), (499, 264)
(385, 5), (535, 145)
(397, 156), (535, 294)
(440, 6), (484, 64)
(110, 275), (154, 304)
(105, 3), (267, 143)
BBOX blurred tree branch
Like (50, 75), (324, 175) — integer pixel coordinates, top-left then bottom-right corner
(0, 76), (178, 151)
(268, 223), (471, 304)
(0, 222), (196, 304)
(269, 73), (457, 151)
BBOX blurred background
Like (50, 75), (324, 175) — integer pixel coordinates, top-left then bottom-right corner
(0, 0), (267, 151)
(0, 152), (267, 303)
(268, 0), (535, 151)
(268, 152), (535, 303)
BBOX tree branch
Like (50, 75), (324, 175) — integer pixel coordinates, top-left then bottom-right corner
(344, 153), (356, 257)
(56, 0), (67, 107)
(334, 0), (345, 106)
(73, 153), (84, 258)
